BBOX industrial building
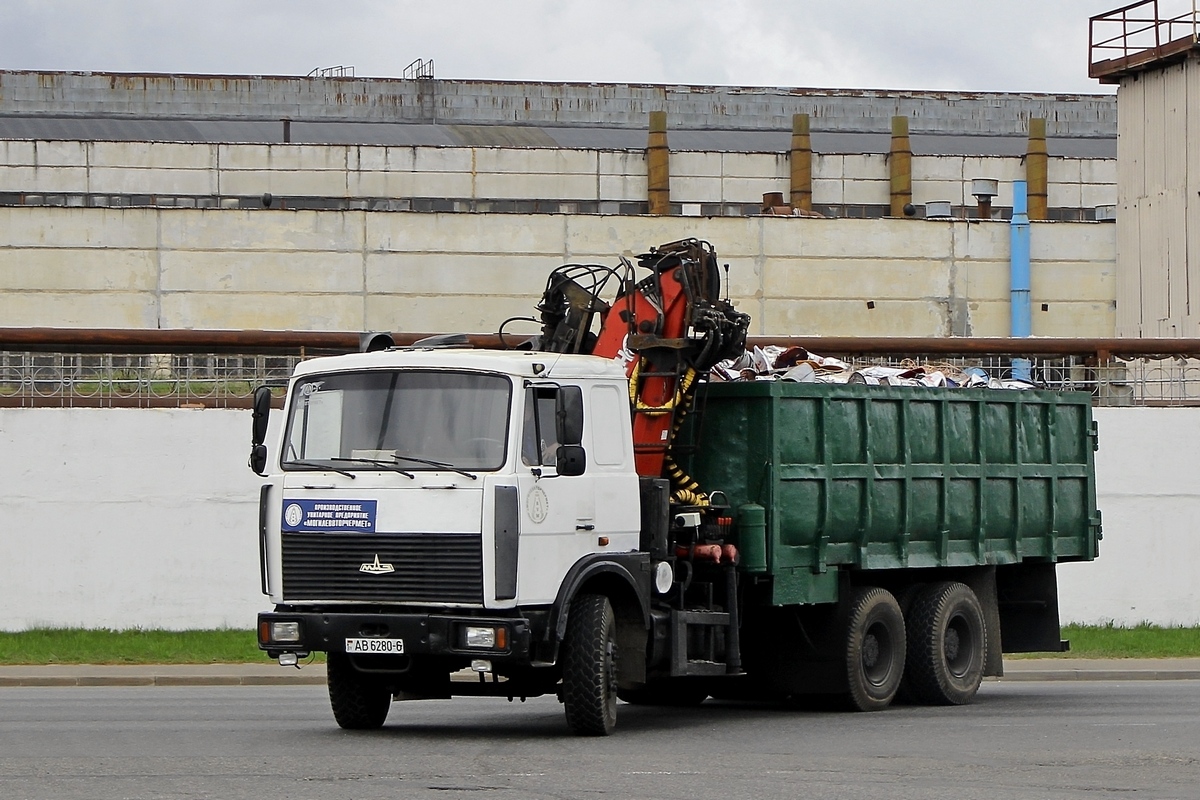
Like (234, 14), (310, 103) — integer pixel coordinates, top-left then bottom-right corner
(0, 70), (1118, 337)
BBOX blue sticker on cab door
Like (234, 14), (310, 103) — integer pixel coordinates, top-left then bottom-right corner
(282, 499), (377, 532)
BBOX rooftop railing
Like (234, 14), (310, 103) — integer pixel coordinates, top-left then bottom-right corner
(1090, 0), (1200, 81)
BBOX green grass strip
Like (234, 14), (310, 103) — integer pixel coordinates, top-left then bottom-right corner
(0, 625), (1197, 665)
(0, 628), (280, 665)
(1023, 623), (1200, 659)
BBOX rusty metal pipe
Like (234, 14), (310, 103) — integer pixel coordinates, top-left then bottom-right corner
(744, 336), (1200, 358)
(0, 328), (510, 354)
(6, 328), (1200, 359)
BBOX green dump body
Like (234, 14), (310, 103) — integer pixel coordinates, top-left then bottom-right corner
(686, 381), (1101, 607)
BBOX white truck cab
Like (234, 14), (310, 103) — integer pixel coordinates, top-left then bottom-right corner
(255, 346), (655, 732)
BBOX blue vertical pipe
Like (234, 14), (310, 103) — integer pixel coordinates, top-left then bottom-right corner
(1010, 180), (1032, 382)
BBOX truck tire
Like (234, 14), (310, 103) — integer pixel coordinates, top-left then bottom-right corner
(562, 593), (618, 735)
(618, 679), (708, 707)
(327, 652), (391, 730)
(844, 586), (906, 712)
(905, 581), (986, 705)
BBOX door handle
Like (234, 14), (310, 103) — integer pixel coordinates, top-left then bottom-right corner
(576, 524), (595, 531)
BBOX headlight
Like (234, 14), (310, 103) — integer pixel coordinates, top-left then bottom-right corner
(463, 625), (507, 649)
(271, 621), (301, 643)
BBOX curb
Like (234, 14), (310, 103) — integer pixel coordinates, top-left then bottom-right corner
(3, 661), (1199, 688)
(0, 674), (328, 687)
(995, 669), (1200, 682)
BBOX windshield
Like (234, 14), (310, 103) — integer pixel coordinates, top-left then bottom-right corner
(282, 370), (511, 472)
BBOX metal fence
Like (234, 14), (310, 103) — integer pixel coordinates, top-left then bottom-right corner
(0, 352), (300, 408)
(4, 343), (1200, 408)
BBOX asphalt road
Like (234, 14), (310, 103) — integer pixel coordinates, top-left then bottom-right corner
(2, 682), (1198, 800)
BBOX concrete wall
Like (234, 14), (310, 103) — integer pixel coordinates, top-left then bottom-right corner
(0, 408), (271, 630)
(0, 206), (1117, 336)
(1058, 407), (1200, 626)
(0, 406), (1194, 631)
(0, 140), (1117, 210)
(0, 72), (1117, 136)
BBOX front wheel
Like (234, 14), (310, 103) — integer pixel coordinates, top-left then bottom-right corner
(327, 652), (392, 729)
(905, 581), (986, 705)
(562, 594), (618, 735)
(844, 586), (906, 711)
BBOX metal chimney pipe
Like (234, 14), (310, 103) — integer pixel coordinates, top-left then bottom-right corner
(889, 116), (912, 217)
(647, 111), (670, 215)
(790, 113), (813, 213)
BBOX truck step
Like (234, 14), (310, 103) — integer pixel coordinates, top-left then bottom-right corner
(669, 609), (733, 677)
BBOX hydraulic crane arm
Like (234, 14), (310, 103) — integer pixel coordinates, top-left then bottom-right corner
(534, 239), (750, 492)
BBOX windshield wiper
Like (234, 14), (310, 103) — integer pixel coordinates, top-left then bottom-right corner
(284, 459), (357, 479)
(391, 453), (478, 480)
(329, 457), (415, 478)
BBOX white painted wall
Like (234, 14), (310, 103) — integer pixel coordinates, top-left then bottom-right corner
(0, 408), (276, 631)
(0, 406), (1194, 631)
(0, 207), (1117, 337)
(0, 140), (1117, 209)
(1057, 407), (1200, 626)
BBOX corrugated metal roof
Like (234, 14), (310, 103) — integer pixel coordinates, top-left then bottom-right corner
(0, 115), (1116, 158)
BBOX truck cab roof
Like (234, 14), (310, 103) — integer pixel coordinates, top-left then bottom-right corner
(291, 347), (629, 382)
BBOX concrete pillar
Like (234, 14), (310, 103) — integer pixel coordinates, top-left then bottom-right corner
(647, 111), (670, 215)
(889, 116), (912, 217)
(1026, 117), (1049, 221)
(790, 113), (813, 212)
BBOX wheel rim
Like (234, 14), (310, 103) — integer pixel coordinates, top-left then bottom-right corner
(862, 620), (895, 687)
(944, 612), (976, 678)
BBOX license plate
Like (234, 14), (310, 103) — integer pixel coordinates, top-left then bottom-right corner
(345, 637), (404, 654)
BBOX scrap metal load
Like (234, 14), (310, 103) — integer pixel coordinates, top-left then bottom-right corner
(534, 239), (750, 494)
(712, 345), (1039, 389)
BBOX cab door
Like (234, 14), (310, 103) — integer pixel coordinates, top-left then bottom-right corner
(514, 385), (595, 604)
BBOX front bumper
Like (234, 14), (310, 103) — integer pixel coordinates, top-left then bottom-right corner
(257, 610), (533, 662)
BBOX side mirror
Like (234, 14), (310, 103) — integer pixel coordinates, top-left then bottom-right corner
(251, 386), (272, 446)
(556, 444), (586, 477)
(555, 386), (584, 446)
(249, 444), (268, 476)
(249, 386), (272, 475)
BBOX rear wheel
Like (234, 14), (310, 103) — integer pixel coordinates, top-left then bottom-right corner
(562, 594), (619, 735)
(327, 652), (392, 730)
(844, 587), (906, 711)
(905, 581), (986, 705)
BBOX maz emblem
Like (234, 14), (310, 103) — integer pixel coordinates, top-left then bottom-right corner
(359, 554), (395, 575)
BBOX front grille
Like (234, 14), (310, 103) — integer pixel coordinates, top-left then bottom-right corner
(281, 532), (483, 605)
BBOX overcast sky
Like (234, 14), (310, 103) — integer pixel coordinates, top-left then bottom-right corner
(0, 1), (1133, 94)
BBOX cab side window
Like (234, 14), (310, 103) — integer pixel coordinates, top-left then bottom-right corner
(521, 387), (560, 467)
